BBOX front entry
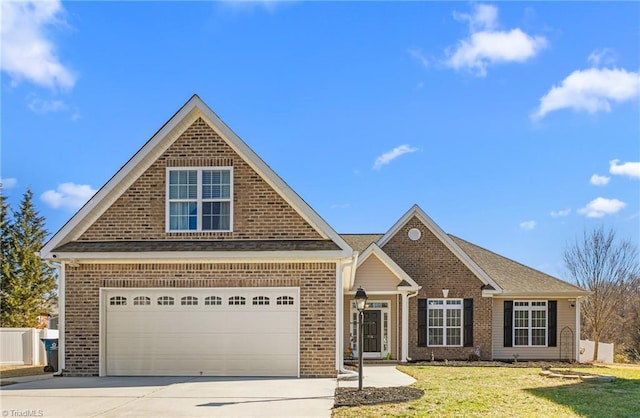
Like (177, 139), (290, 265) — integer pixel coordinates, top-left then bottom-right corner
(363, 310), (381, 353)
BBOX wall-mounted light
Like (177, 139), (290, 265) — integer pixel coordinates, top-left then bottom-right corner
(442, 289), (449, 298)
(569, 299), (576, 308)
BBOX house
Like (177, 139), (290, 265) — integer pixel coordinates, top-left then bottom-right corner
(40, 95), (588, 377)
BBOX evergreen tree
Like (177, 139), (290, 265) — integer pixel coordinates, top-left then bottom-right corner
(0, 188), (56, 327)
(0, 191), (16, 325)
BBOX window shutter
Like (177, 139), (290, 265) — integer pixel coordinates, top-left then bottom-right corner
(548, 300), (557, 347)
(463, 298), (474, 347)
(504, 300), (513, 347)
(418, 299), (427, 347)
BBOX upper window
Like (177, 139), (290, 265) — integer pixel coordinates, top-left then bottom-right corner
(167, 168), (232, 232)
(427, 299), (462, 347)
(514, 301), (547, 346)
(204, 296), (222, 306)
(277, 296), (294, 306)
(181, 296), (198, 306)
(253, 296), (270, 306)
(157, 296), (175, 306)
(133, 296), (151, 306)
(229, 296), (246, 306)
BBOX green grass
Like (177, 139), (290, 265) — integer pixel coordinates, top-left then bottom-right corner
(332, 364), (640, 417)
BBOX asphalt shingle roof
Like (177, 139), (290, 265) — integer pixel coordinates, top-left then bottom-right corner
(53, 240), (340, 253)
(339, 234), (383, 253)
(449, 235), (587, 295)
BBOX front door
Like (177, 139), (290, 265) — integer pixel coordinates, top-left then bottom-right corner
(363, 310), (381, 352)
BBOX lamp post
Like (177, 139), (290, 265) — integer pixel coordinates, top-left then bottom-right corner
(354, 286), (368, 391)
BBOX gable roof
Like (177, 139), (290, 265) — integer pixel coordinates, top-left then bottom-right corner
(40, 95), (352, 259)
(347, 243), (420, 291)
(340, 234), (383, 254)
(377, 204), (503, 294)
(450, 236), (589, 297)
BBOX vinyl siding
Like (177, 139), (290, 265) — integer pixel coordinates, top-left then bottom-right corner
(351, 255), (400, 292)
(492, 298), (577, 361)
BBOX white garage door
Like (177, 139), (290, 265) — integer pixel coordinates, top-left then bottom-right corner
(104, 287), (299, 377)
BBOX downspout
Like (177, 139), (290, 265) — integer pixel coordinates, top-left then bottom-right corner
(404, 290), (419, 362)
(45, 259), (65, 376)
(338, 252), (359, 379)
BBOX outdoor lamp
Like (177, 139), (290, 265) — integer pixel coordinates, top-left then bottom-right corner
(354, 287), (368, 390)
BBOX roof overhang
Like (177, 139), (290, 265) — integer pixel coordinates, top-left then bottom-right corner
(347, 243), (421, 292)
(493, 291), (591, 298)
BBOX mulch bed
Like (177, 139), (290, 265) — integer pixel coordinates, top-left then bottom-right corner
(334, 386), (424, 407)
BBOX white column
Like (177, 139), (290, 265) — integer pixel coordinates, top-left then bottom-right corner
(58, 263), (65, 372)
(401, 292), (409, 362)
(335, 262), (344, 373)
(575, 298), (581, 362)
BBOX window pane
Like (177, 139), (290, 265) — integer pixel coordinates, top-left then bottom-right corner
(202, 202), (230, 230)
(170, 202), (197, 230)
(514, 329), (528, 346)
(447, 309), (461, 327)
(531, 310), (546, 328)
(169, 170), (197, 199)
(428, 328), (443, 345)
(446, 328), (461, 346)
(532, 329), (546, 346)
(514, 310), (529, 328)
(428, 309), (443, 326)
(202, 170), (230, 199)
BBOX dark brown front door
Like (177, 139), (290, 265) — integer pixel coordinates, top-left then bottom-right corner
(363, 310), (381, 352)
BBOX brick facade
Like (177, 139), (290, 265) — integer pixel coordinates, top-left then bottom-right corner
(381, 216), (493, 360)
(79, 118), (322, 241)
(64, 262), (336, 377)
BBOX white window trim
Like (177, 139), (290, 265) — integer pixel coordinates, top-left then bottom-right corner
(165, 166), (234, 233)
(513, 300), (548, 347)
(427, 298), (463, 347)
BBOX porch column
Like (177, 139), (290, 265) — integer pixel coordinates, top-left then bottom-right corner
(575, 298), (581, 362)
(401, 292), (409, 362)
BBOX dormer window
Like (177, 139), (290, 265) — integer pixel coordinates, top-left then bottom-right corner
(166, 167), (233, 232)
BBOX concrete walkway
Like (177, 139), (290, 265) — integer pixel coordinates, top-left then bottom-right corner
(337, 365), (416, 388)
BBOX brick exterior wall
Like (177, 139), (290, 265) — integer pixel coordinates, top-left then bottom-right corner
(79, 118), (322, 241)
(381, 216), (492, 360)
(64, 262), (336, 377)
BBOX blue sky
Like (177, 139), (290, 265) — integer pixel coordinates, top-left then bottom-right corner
(1, 1), (639, 280)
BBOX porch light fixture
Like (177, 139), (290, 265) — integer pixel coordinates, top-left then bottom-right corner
(354, 287), (368, 391)
(442, 289), (449, 298)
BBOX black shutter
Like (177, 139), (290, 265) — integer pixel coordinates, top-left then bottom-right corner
(504, 300), (513, 347)
(418, 299), (427, 347)
(463, 298), (474, 347)
(548, 300), (557, 347)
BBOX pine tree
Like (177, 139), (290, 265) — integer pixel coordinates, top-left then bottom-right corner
(0, 191), (16, 325)
(0, 188), (57, 327)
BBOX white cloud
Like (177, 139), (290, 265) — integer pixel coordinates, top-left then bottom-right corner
(519, 220), (536, 231)
(28, 98), (68, 114)
(41, 183), (97, 211)
(532, 68), (640, 119)
(609, 159), (640, 179)
(550, 208), (571, 218)
(578, 197), (626, 218)
(590, 174), (610, 186)
(408, 48), (430, 68)
(373, 145), (418, 170)
(588, 48), (616, 67)
(446, 4), (547, 76)
(1, 178), (18, 189)
(1, 0), (75, 90)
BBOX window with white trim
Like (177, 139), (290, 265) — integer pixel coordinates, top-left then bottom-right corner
(181, 296), (198, 306)
(229, 296), (246, 306)
(133, 296), (151, 306)
(277, 296), (294, 305)
(157, 296), (175, 306)
(167, 168), (232, 232)
(427, 299), (462, 346)
(110, 296), (127, 306)
(514, 301), (547, 346)
(253, 296), (270, 305)
(204, 296), (222, 306)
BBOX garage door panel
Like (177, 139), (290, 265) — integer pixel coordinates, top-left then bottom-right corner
(105, 288), (299, 377)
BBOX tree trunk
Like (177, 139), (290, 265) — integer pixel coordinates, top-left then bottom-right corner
(592, 333), (600, 362)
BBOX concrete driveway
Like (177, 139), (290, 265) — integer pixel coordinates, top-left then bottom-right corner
(0, 376), (335, 417)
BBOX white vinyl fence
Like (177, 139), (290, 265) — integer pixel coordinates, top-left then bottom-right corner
(579, 339), (614, 363)
(0, 328), (59, 366)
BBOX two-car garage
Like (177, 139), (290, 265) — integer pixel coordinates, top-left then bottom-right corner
(102, 287), (299, 377)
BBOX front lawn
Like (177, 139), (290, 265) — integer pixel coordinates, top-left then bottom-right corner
(333, 364), (640, 417)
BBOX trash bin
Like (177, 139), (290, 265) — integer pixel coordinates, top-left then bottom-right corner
(41, 338), (59, 373)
